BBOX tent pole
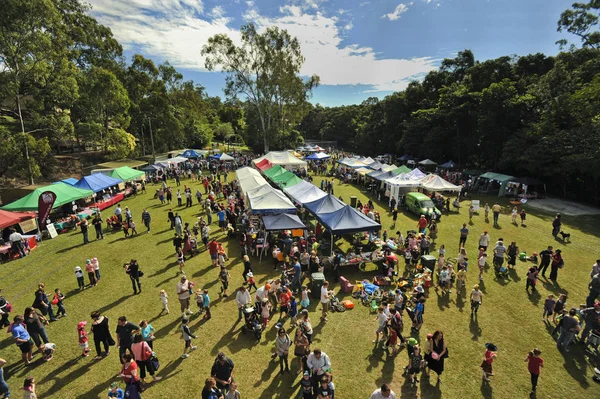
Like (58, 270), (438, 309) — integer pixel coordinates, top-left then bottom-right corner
(330, 233), (334, 256)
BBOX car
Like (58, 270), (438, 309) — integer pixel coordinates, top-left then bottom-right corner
(404, 192), (441, 219)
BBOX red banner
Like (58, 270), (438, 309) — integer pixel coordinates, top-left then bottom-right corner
(38, 191), (57, 230)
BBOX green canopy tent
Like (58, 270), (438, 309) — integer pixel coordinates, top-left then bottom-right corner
(278, 174), (303, 188)
(106, 166), (145, 181)
(476, 172), (515, 197)
(271, 171), (300, 187)
(393, 165), (412, 175)
(263, 165), (286, 179)
(1, 183), (94, 211)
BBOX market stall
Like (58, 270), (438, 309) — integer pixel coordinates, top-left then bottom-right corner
(106, 166), (145, 182)
(283, 181), (327, 205)
(253, 151), (307, 169)
(1, 183), (93, 211)
(247, 185), (297, 215)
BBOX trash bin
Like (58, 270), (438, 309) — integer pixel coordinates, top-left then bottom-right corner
(420, 255), (436, 270)
(350, 196), (357, 207)
(311, 272), (326, 299)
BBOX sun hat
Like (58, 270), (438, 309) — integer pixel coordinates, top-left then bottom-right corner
(110, 382), (119, 389)
(414, 286), (424, 293)
(75, 266), (81, 271)
(86, 259), (91, 264)
(485, 343), (498, 351)
(77, 321), (87, 329)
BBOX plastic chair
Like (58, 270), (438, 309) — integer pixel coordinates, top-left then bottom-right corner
(370, 299), (378, 314)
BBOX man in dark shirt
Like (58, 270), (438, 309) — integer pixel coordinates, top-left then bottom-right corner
(173, 234), (183, 253)
(539, 246), (553, 277)
(115, 316), (140, 363)
(556, 308), (581, 351)
(211, 352), (235, 391)
(459, 223), (469, 249)
(92, 215), (104, 240)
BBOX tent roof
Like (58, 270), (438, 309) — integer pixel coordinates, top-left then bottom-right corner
(398, 155), (416, 161)
(355, 167), (372, 175)
(393, 165), (412, 175)
(372, 171), (395, 181)
(407, 168), (426, 179)
(509, 176), (544, 185)
(367, 161), (383, 170)
(317, 205), (381, 234)
(0, 209), (36, 229)
(305, 194), (346, 215)
(262, 213), (306, 231)
(247, 186), (296, 215)
(236, 167), (261, 181)
(439, 160), (456, 169)
(383, 164), (398, 172)
(421, 174), (462, 192)
(305, 152), (330, 160)
(270, 170), (301, 187)
(278, 174), (303, 188)
(73, 174), (123, 193)
(418, 159), (438, 166)
(141, 164), (163, 171)
(107, 166), (145, 181)
(168, 156), (188, 164)
(385, 172), (424, 187)
(1, 182), (93, 211)
(253, 151), (307, 167)
(263, 165), (287, 179)
(208, 153), (234, 161)
(54, 178), (78, 185)
(180, 149), (201, 158)
(283, 181), (328, 205)
(255, 158), (274, 171)
(479, 172), (515, 182)
(238, 174), (270, 195)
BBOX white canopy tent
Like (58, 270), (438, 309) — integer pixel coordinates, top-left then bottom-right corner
(253, 151), (307, 168)
(421, 174), (462, 192)
(247, 185), (296, 215)
(238, 174), (270, 195)
(283, 180), (327, 205)
(385, 173), (423, 202)
(168, 156), (188, 164)
(236, 167), (261, 181)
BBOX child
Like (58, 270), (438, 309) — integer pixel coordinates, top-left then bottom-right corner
(261, 297), (271, 327)
(525, 266), (539, 291)
(525, 348), (543, 395)
(217, 251), (227, 269)
(219, 266), (230, 297)
(300, 371), (313, 399)
(288, 296), (298, 327)
(247, 272), (257, 292)
(542, 294), (555, 322)
(520, 209), (527, 226)
(374, 306), (388, 345)
(404, 250), (412, 269)
(180, 318), (197, 359)
(224, 381), (241, 399)
(122, 221), (129, 238)
(481, 343), (498, 382)
(91, 258), (100, 282)
(387, 328), (399, 355)
(176, 249), (185, 274)
(129, 219), (138, 235)
(40, 342), (56, 361)
(553, 294), (567, 323)
(456, 265), (467, 295)
(484, 203), (490, 221)
(107, 382), (125, 398)
(202, 289), (211, 319)
(438, 266), (449, 295)
(469, 205), (474, 222)
(478, 253), (487, 281)
(195, 289), (204, 314)
(300, 286), (311, 310)
(159, 290), (169, 315)
(85, 259), (96, 286)
(75, 266), (85, 290)
(408, 345), (423, 383)
(53, 289), (66, 317)
(77, 321), (90, 357)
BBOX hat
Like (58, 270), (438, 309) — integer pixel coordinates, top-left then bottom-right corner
(91, 258), (97, 263)
(406, 337), (418, 346)
(77, 321), (87, 329)
(110, 382), (119, 389)
(555, 249), (562, 253)
(303, 371), (310, 376)
(75, 266), (81, 271)
(275, 322), (283, 330)
(86, 259), (91, 264)
(262, 297), (269, 303)
(485, 343), (498, 351)
(414, 286), (424, 293)
(247, 272), (254, 278)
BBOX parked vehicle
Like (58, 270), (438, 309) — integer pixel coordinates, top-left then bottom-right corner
(404, 192), (441, 219)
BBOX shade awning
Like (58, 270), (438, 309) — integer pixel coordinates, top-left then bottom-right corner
(73, 174), (123, 193)
(421, 174), (462, 192)
(208, 153), (234, 161)
(180, 149), (201, 158)
(253, 151), (307, 168)
(0, 210), (37, 229)
(1, 183), (93, 211)
(317, 205), (381, 234)
(283, 181), (328, 205)
(304, 194), (346, 215)
(262, 214), (306, 231)
(418, 159), (438, 166)
(255, 159), (274, 171)
(248, 186), (296, 215)
(106, 166), (145, 181)
(439, 160), (456, 169)
(305, 152), (330, 160)
(141, 164), (164, 172)
(54, 178), (79, 186)
(392, 165), (412, 175)
(263, 165), (287, 179)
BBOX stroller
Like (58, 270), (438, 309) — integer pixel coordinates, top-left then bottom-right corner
(329, 293), (346, 313)
(493, 255), (509, 278)
(242, 306), (263, 340)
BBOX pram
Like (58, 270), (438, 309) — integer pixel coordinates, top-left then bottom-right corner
(493, 255), (509, 278)
(188, 238), (200, 256)
(329, 294), (346, 313)
(242, 306), (263, 340)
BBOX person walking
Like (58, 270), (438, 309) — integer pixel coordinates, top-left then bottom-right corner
(92, 215), (104, 240)
(235, 286), (251, 321)
(525, 348), (544, 397)
(177, 275), (193, 317)
(556, 308), (581, 352)
(23, 307), (50, 350)
(459, 223), (469, 249)
(141, 209), (151, 233)
(478, 231), (490, 251)
(549, 249), (564, 282)
(10, 315), (33, 364)
(125, 260), (142, 294)
(538, 246), (553, 277)
(275, 327), (292, 374)
(115, 316), (140, 363)
(90, 310), (113, 359)
(551, 213), (561, 238)
(131, 334), (162, 383)
(491, 203), (501, 226)
(481, 343), (498, 383)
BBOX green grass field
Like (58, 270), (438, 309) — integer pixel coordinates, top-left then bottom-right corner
(1, 172), (600, 399)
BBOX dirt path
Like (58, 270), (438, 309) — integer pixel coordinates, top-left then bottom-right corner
(525, 198), (600, 216)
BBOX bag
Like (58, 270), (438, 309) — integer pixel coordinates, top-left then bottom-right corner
(431, 351), (440, 360)
(443, 347), (449, 359)
(108, 335), (116, 346)
(150, 355), (160, 371)
(558, 260), (564, 269)
(138, 270), (144, 277)
(124, 380), (140, 399)
(51, 295), (59, 305)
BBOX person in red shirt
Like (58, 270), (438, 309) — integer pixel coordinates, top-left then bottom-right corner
(525, 348), (543, 396)
(279, 287), (292, 321)
(208, 239), (219, 266)
(417, 215), (428, 234)
(481, 343), (497, 383)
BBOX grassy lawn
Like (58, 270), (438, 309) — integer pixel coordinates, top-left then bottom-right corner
(1, 172), (600, 398)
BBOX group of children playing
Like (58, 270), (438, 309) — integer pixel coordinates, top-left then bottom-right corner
(74, 258), (100, 290)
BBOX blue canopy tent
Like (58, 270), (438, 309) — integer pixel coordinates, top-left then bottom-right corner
(54, 178), (79, 185)
(398, 155), (416, 161)
(439, 160), (456, 169)
(262, 213), (307, 231)
(141, 164), (163, 172)
(180, 149), (201, 158)
(73, 173), (123, 193)
(304, 194), (345, 215)
(208, 153), (234, 161)
(317, 206), (380, 235)
(305, 152), (330, 161)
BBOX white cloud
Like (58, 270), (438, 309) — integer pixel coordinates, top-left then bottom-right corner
(382, 3), (412, 21)
(87, 0), (438, 93)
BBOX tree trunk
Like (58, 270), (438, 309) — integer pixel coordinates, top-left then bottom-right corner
(15, 70), (34, 185)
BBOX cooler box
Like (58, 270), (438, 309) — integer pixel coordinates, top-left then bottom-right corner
(420, 255), (436, 270)
(350, 196), (357, 207)
(311, 272), (326, 299)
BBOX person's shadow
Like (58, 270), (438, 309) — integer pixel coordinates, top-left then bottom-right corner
(480, 380), (493, 398)
(470, 316), (482, 341)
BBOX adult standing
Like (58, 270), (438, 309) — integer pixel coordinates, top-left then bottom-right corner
(491, 203), (501, 226)
(131, 334), (162, 383)
(538, 246), (553, 277)
(125, 207), (132, 223)
(92, 214), (104, 240)
(587, 273), (600, 307)
(168, 209), (175, 229)
(549, 249), (564, 282)
(90, 310), (113, 359)
(0, 358), (9, 399)
(299, 309), (313, 344)
(8, 229), (27, 258)
(174, 213), (183, 236)
(177, 275), (193, 316)
(580, 303), (600, 343)
(23, 307), (49, 350)
(293, 328), (310, 373)
(478, 231), (491, 251)
(141, 209), (151, 233)
(11, 315), (33, 364)
(370, 384), (396, 399)
(275, 327), (292, 374)
(242, 255), (252, 282)
(202, 377), (223, 399)
(417, 215), (428, 234)
(424, 330), (447, 383)
(211, 352), (235, 392)
(33, 283), (57, 321)
(80, 218), (89, 245)
(115, 204), (123, 223)
(525, 349), (544, 396)
(551, 213), (561, 238)
(493, 240), (506, 268)
(459, 223), (469, 249)
(118, 353), (141, 395)
(125, 260), (142, 295)
(209, 238), (219, 267)
(320, 281), (332, 322)
(556, 308), (581, 351)
(0, 292), (10, 328)
(288, 257), (303, 294)
(507, 241), (519, 270)
(306, 349), (331, 395)
(235, 286), (251, 321)
(115, 316), (140, 362)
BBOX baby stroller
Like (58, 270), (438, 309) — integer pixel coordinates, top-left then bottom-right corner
(493, 256), (509, 278)
(329, 294), (346, 313)
(242, 306), (263, 340)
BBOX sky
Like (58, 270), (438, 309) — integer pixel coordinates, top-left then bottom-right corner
(87, 0), (573, 107)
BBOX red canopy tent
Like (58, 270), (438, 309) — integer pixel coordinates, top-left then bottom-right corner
(255, 158), (274, 171)
(0, 210), (36, 229)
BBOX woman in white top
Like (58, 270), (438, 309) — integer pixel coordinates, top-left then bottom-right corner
(511, 206), (518, 224)
(320, 282), (331, 322)
(470, 285), (483, 316)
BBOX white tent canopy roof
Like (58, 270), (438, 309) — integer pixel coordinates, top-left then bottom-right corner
(421, 174), (462, 192)
(248, 185), (296, 215)
(283, 180), (328, 205)
(236, 167), (261, 181)
(253, 151), (307, 167)
(238, 174), (270, 195)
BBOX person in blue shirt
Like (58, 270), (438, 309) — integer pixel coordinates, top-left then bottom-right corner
(11, 315), (33, 364)
(107, 382), (124, 398)
(288, 258), (303, 295)
(459, 223), (469, 249)
(217, 208), (226, 232)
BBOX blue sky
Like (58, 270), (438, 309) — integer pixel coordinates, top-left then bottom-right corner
(88, 0), (572, 106)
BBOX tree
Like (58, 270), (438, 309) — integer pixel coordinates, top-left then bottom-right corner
(557, 0), (600, 49)
(202, 23), (319, 152)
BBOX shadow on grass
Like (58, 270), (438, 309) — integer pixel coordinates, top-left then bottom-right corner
(526, 288), (542, 306)
(480, 380), (493, 398)
(154, 316), (183, 340)
(559, 345), (591, 389)
(55, 242), (87, 254)
(420, 378), (442, 399)
(470, 315), (482, 341)
(148, 261), (179, 279)
(95, 294), (134, 316)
